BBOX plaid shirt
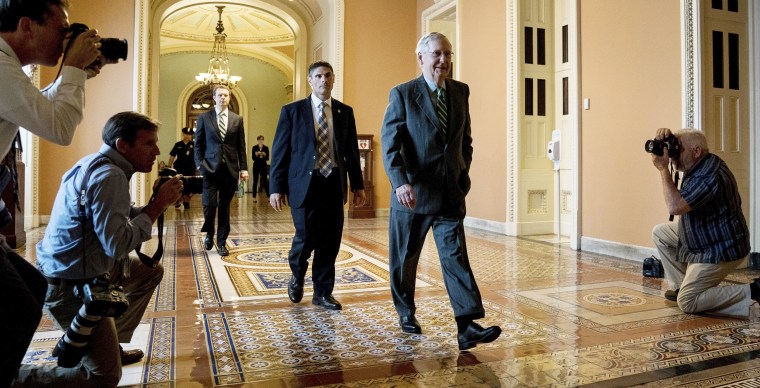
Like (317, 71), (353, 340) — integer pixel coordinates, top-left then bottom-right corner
(677, 153), (750, 264)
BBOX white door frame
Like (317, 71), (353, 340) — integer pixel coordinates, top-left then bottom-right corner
(682, 0), (759, 252)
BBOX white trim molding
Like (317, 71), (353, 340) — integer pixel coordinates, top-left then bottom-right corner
(681, 0), (702, 129)
(504, 0), (520, 235)
(749, 0), (760, 255)
(580, 236), (656, 263)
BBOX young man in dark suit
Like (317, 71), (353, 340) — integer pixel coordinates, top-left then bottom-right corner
(381, 32), (501, 350)
(269, 61), (366, 311)
(194, 84), (248, 256)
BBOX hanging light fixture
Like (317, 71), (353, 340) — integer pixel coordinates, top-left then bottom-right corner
(195, 6), (241, 86)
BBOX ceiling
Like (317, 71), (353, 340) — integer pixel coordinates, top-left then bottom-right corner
(161, 4), (293, 46)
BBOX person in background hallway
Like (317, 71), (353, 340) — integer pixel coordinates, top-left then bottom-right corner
(0, 0), (105, 385)
(651, 127), (760, 318)
(168, 126), (197, 209)
(269, 61), (366, 311)
(251, 134), (269, 201)
(194, 84), (248, 256)
(380, 32), (502, 351)
(14, 111), (182, 386)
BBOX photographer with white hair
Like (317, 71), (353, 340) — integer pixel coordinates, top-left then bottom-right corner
(650, 127), (755, 318)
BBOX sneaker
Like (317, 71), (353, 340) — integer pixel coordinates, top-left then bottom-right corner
(664, 288), (679, 301)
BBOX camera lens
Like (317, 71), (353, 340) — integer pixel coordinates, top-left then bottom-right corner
(100, 38), (128, 62)
(644, 139), (663, 156)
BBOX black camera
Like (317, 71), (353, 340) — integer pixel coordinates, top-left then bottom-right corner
(69, 23), (128, 62)
(52, 274), (129, 367)
(644, 134), (680, 158)
(159, 167), (204, 194)
(78, 275), (129, 317)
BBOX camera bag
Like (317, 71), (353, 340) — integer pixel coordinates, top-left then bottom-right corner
(643, 255), (664, 278)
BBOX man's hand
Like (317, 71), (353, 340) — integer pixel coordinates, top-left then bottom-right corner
(655, 127), (673, 140)
(143, 176), (183, 221)
(353, 189), (367, 206)
(395, 184), (416, 209)
(240, 170), (249, 182)
(651, 147), (670, 172)
(83, 55), (106, 79)
(62, 29), (102, 71)
(154, 176), (183, 208)
(270, 193), (287, 211)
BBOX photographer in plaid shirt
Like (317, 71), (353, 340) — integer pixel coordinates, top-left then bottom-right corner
(651, 128), (753, 318)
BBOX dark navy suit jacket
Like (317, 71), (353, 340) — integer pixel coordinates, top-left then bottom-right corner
(269, 97), (364, 208)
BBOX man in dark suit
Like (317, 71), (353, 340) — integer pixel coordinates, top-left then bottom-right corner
(194, 84), (248, 256)
(270, 61), (366, 311)
(381, 32), (501, 351)
(251, 135), (270, 201)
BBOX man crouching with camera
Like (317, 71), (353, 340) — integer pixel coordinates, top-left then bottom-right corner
(649, 127), (755, 318)
(13, 112), (182, 386)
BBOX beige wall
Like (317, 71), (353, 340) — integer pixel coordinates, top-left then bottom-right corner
(458, 0), (507, 222)
(38, 0), (136, 214)
(344, 0), (418, 210)
(579, 0), (682, 247)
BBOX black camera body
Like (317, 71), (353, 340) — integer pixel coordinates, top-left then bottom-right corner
(75, 275), (129, 317)
(159, 167), (204, 194)
(69, 23), (128, 62)
(644, 134), (680, 158)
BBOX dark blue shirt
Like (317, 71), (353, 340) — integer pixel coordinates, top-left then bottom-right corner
(677, 153), (750, 264)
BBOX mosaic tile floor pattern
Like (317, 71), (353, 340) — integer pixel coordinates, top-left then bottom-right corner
(16, 196), (760, 387)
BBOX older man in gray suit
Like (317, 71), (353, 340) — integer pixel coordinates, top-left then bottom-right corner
(381, 32), (501, 351)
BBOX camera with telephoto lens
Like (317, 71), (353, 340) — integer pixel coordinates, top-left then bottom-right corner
(644, 134), (681, 158)
(69, 23), (128, 63)
(158, 167), (204, 194)
(52, 274), (129, 367)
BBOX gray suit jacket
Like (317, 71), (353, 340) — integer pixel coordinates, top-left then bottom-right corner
(381, 76), (473, 214)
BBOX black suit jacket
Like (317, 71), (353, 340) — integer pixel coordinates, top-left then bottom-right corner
(194, 109), (248, 178)
(381, 76), (473, 214)
(269, 97), (364, 208)
(251, 144), (270, 168)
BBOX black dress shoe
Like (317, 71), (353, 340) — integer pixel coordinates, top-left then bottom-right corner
(204, 235), (214, 250)
(120, 346), (144, 365)
(664, 288), (679, 301)
(288, 276), (304, 303)
(312, 295), (342, 310)
(399, 315), (421, 334)
(217, 242), (229, 256)
(457, 322), (502, 351)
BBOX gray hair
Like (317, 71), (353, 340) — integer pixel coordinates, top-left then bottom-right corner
(675, 128), (709, 154)
(416, 32), (451, 55)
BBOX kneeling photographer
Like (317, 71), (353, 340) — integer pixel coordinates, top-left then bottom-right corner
(13, 112), (182, 387)
(648, 127), (756, 318)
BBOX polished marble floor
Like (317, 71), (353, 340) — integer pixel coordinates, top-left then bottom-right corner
(17, 195), (760, 387)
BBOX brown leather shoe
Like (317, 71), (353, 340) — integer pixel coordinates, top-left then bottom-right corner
(120, 346), (144, 365)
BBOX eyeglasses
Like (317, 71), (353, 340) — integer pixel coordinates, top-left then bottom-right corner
(425, 50), (453, 59)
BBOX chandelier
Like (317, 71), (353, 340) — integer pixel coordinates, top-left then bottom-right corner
(195, 6), (241, 86)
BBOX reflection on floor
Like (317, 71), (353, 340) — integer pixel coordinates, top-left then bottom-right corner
(17, 195), (760, 387)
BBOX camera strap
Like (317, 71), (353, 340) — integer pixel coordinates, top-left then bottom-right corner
(78, 154), (113, 280)
(668, 161), (681, 222)
(134, 208), (163, 268)
(77, 154), (163, 272)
